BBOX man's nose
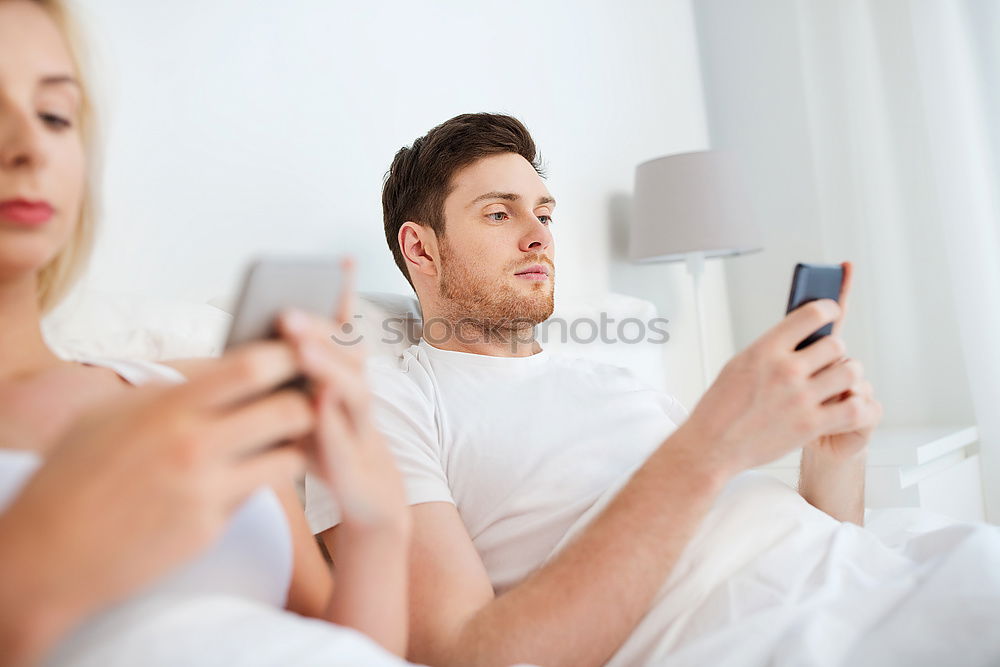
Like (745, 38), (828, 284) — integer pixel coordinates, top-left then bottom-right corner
(521, 217), (553, 253)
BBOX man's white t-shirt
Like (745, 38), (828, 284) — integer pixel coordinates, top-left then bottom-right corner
(305, 338), (688, 594)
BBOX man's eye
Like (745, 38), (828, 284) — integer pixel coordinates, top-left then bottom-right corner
(488, 212), (508, 221)
(538, 215), (553, 225)
(39, 112), (72, 130)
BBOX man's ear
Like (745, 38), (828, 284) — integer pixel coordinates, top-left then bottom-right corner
(399, 222), (440, 279)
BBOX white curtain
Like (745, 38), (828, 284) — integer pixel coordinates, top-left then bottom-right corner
(693, 0), (1000, 519)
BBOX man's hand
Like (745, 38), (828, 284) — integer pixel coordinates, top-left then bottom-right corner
(679, 293), (874, 476)
(808, 377), (880, 461)
(798, 262), (883, 523)
(808, 262), (882, 456)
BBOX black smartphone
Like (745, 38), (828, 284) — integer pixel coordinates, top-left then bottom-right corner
(786, 263), (844, 350)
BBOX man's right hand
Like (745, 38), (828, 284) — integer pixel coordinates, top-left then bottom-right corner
(678, 298), (869, 475)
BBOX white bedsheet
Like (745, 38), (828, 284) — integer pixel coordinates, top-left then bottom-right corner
(549, 471), (1000, 667)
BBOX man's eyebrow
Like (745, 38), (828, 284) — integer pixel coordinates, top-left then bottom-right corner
(469, 192), (557, 207)
(470, 191), (520, 206)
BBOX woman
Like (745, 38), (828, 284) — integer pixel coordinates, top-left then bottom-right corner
(0, 1), (412, 664)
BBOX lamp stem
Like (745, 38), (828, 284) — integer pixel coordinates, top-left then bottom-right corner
(685, 251), (710, 391)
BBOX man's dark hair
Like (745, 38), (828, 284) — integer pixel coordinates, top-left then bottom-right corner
(382, 113), (544, 288)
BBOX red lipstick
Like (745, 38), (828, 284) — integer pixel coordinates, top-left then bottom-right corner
(0, 199), (54, 227)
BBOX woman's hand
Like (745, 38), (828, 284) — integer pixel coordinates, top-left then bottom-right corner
(276, 258), (409, 536)
(274, 258), (411, 656)
(0, 341), (315, 665)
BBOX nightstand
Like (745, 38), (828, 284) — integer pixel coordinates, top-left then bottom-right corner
(757, 426), (984, 522)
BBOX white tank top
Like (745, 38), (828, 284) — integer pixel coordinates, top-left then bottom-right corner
(0, 357), (293, 661)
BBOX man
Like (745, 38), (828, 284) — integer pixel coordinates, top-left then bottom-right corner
(305, 114), (992, 667)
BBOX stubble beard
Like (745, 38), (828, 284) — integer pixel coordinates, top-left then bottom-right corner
(435, 237), (555, 344)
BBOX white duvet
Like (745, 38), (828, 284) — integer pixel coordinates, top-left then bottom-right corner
(47, 595), (418, 667)
(551, 471), (1000, 667)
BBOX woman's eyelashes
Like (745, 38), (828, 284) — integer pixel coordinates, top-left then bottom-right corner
(38, 111), (72, 130)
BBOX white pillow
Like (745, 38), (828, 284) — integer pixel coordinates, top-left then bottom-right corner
(43, 289), (668, 394)
(43, 289), (231, 362)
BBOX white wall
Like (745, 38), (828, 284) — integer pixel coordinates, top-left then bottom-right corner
(70, 0), (716, 405)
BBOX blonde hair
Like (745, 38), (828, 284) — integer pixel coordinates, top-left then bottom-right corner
(31, 0), (99, 312)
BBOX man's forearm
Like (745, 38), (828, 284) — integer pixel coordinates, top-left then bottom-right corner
(798, 446), (867, 524)
(438, 424), (732, 667)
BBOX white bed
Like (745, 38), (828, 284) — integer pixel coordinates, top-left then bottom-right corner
(42, 289), (1000, 667)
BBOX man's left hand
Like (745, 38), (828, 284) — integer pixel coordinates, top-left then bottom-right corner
(803, 261), (883, 461)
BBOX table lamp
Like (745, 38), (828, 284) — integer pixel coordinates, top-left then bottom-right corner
(630, 150), (763, 389)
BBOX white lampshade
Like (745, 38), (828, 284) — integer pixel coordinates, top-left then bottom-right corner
(630, 151), (763, 263)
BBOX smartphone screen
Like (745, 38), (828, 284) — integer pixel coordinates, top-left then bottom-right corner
(786, 263), (844, 350)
